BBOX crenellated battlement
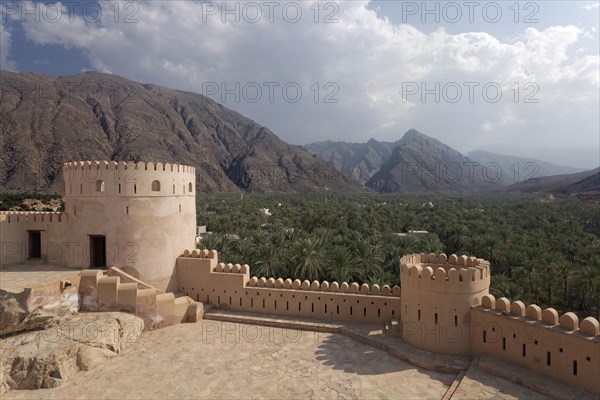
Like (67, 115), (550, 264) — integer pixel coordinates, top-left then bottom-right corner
(63, 161), (195, 174)
(471, 294), (599, 394)
(176, 249), (402, 323)
(63, 161), (196, 198)
(246, 276), (401, 296)
(400, 253), (490, 294)
(478, 294), (600, 338)
(0, 211), (66, 224)
(182, 249), (218, 259)
(180, 249), (401, 297)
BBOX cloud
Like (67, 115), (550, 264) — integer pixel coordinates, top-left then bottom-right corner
(0, 18), (17, 71)
(582, 3), (600, 10)
(14, 0), (600, 152)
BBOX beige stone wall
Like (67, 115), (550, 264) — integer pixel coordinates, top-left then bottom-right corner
(1, 161), (197, 293)
(62, 161), (196, 292)
(0, 212), (68, 265)
(400, 253), (490, 357)
(471, 294), (600, 395)
(177, 250), (402, 324)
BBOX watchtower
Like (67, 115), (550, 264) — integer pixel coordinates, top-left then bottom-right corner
(400, 253), (491, 356)
(63, 161), (196, 292)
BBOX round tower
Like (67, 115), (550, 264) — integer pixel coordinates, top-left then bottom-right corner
(400, 253), (491, 356)
(63, 161), (196, 292)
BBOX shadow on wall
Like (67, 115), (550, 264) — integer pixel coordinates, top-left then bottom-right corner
(313, 333), (455, 385)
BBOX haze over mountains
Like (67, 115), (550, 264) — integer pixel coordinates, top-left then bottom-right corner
(0, 71), (597, 195)
(304, 138), (404, 184)
(466, 151), (585, 181)
(505, 168), (600, 193)
(0, 71), (357, 193)
(364, 130), (504, 193)
(306, 131), (597, 193)
(476, 144), (600, 171)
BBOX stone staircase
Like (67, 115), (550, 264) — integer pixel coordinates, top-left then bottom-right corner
(79, 268), (203, 330)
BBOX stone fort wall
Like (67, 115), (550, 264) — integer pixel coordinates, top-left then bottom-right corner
(0, 211), (69, 265)
(177, 250), (402, 324)
(177, 250), (598, 396)
(62, 161), (196, 198)
(400, 253), (490, 356)
(1, 161), (197, 293)
(471, 294), (600, 394)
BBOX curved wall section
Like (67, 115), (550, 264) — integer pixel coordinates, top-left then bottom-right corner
(400, 253), (491, 356)
(61, 161), (196, 292)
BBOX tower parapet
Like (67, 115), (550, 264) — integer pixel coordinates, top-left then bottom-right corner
(400, 253), (491, 357)
(63, 161), (195, 198)
(400, 253), (490, 294)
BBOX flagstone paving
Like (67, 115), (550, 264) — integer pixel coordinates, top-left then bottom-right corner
(3, 320), (556, 400)
(5, 321), (456, 400)
(0, 263), (81, 293)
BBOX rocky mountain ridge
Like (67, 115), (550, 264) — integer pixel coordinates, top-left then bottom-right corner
(0, 71), (357, 193)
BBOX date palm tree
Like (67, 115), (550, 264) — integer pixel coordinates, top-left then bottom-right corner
(352, 238), (384, 282)
(254, 242), (280, 278)
(292, 237), (326, 281)
(327, 246), (357, 283)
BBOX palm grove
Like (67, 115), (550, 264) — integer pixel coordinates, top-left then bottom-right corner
(2, 192), (598, 319)
(197, 193), (600, 320)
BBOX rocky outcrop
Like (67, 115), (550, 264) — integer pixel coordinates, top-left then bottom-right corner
(0, 312), (143, 393)
(0, 287), (79, 337)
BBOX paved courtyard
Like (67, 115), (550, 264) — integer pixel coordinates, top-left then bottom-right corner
(3, 320), (549, 400)
(1, 266), (554, 399)
(5, 321), (455, 400)
(0, 263), (82, 293)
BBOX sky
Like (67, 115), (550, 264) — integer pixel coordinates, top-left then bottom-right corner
(1, 1), (599, 167)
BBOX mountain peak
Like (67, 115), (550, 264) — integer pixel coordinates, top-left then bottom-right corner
(401, 129), (431, 143)
(0, 71), (359, 193)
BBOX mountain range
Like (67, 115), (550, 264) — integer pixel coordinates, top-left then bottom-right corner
(364, 130), (504, 193)
(304, 138), (403, 184)
(505, 168), (600, 193)
(466, 151), (584, 183)
(0, 70), (597, 195)
(0, 71), (357, 193)
(306, 131), (595, 193)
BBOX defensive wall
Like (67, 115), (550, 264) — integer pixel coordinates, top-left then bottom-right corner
(400, 253), (490, 356)
(62, 161), (196, 198)
(0, 211), (68, 265)
(471, 294), (600, 394)
(176, 249), (402, 324)
(1, 161), (197, 293)
(176, 250), (599, 394)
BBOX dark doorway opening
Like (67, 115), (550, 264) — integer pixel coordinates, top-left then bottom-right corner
(28, 231), (41, 259)
(89, 235), (106, 268)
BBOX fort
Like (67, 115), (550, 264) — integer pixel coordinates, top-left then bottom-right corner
(0, 161), (598, 397)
